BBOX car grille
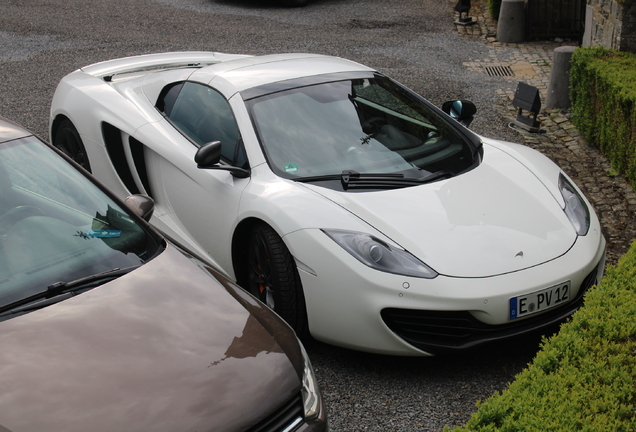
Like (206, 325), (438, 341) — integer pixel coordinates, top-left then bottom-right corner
(381, 261), (602, 354)
(246, 393), (304, 432)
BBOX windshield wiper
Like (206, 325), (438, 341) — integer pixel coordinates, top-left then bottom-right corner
(46, 266), (140, 294)
(297, 170), (453, 190)
(0, 265), (140, 317)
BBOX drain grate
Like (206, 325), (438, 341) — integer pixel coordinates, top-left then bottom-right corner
(484, 65), (514, 77)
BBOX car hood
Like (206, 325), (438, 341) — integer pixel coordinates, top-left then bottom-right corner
(0, 245), (301, 432)
(304, 144), (577, 277)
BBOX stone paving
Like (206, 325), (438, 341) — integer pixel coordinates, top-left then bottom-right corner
(452, 0), (636, 266)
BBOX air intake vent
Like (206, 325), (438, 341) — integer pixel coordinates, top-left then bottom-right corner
(484, 65), (514, 77)
(381, 259), (603, 353)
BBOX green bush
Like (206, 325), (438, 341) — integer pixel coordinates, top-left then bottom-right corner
(488, 0), (502, 20)
(451, 241), (636, 431)
(570, 47), (636, 191)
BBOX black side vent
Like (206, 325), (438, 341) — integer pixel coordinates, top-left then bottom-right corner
(129, 137), (153, 199)
(246, 393), (304, 432)
(101, 123), (140, 195)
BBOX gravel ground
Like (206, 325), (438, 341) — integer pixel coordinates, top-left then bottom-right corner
(0, 0), (616, 430)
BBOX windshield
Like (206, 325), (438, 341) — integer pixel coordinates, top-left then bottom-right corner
(246, 76), (478, 186)
(0, 136), (162, 309)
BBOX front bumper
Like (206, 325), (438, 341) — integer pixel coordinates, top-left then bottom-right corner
(381, 255), (603, 353)
(249, 392), (327, 432)
(284, 225), (606, 356)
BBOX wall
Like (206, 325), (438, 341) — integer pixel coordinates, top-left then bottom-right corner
(583, 0), (636, 52)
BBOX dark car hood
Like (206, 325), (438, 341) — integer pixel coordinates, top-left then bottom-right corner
(0, 245), (301, 432)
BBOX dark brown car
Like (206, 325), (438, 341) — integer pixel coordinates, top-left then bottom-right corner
(0, 117), (327, 432)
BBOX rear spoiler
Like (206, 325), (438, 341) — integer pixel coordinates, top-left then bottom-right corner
(80, 51), (252, 79)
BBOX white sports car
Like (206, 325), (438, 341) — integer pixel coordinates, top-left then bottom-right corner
(50, 52), (606, 356)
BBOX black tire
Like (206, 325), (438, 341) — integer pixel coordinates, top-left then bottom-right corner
(247, 223), (309, 339)
(281, 0), (309, 6)
(53, 119), (92, 172)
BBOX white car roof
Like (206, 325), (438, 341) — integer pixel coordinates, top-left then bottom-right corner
(80, 51), (249, 77)
(81, 51), (376, 95)
(188, 53), (375, 92)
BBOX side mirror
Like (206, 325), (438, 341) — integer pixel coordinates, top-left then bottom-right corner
(194, 141), (222, 168)
(441, 100), (477, 127)
(194, 141), (251, 179)
(124, 194), (155, 222)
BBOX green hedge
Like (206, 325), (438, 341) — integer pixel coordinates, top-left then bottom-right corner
(488, 0), (502, 20)
(570, 47), (636, 191)
(451, 241), (636, 431)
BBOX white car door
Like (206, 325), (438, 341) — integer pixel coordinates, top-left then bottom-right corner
(137, 81), (250, 278)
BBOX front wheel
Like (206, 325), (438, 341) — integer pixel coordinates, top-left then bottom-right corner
(247, 223), (309, 339)
(53, 119), (92, 172)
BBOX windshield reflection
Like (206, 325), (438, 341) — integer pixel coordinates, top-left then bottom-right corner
(247, 76), (476, 182)
(0, 137), (161, 308)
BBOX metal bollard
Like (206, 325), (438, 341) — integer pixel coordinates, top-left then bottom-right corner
(496, 0), (525, 43)
(545, 46), (577, 109)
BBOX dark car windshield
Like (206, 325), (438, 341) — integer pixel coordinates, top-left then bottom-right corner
(0, 136), (162, 309)
(245, 75), (479, 189)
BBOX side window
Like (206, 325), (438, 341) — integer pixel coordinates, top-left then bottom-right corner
(158, 82), (244, 166)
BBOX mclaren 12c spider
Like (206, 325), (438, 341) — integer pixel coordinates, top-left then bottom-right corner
(50, 52), (606, 355)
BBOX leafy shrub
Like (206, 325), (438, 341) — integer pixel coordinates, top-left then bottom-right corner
(570, 47), (636, 191)
(451, 241), (636, 431)
(488, 0), (502, 20)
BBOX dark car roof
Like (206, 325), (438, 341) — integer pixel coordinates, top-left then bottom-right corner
(0, 116), (31, 143)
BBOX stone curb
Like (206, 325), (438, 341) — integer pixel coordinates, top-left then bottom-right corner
(451, 0), (636, 265)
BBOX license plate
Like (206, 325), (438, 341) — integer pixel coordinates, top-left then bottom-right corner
(509, 281), (571, 320)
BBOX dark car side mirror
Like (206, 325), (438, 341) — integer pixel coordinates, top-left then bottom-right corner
(441, 100), (477, 127)
(194, 141), (250, 179)
(194, 141), (222, 168)
(124, 194), (155, 222)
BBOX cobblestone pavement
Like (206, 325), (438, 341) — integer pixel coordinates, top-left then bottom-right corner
(453, 0), (636, 266)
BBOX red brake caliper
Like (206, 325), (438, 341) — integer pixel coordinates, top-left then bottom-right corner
(258, 249), (268, 294)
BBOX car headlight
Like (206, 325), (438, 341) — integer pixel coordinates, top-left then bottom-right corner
(559, 173), (590, 236)
(299, 342), (321, 419)
(322, 229), (438, 279)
